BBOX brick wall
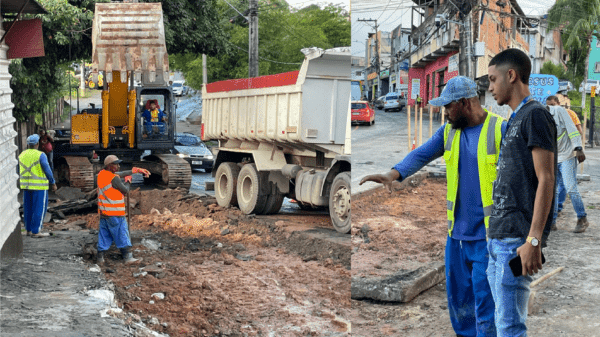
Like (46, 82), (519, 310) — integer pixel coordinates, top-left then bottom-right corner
(408, 51), (459, 106)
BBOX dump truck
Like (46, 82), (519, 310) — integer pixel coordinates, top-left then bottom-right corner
(52, 2), (191, 192)
(202, 47), (351, 233)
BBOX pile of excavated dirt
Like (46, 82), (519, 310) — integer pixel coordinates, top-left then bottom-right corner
(351, 178), (447, 278)
(350, 177), (451, 336)
(54, 188), (350, 336)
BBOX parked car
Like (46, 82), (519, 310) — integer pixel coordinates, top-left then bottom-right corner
(351, 101), (375, 126)
(383, 92), (406, 112)
(172, 132), (214, 172)
(579, 79), (600, 95)
(374, 95), (386, 110)
(558, 80), (574, 93)
(172, 80), (185, 96)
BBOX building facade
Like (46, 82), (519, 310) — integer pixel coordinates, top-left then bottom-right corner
(364, 31), (391, 100)
(0, 0), (48, 259)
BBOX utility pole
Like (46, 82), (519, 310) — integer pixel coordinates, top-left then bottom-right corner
(202, 54), (207, 85)
(465, 13), (473, 78)
(359, 19), (380, 97)
(248, 0), (259, 77)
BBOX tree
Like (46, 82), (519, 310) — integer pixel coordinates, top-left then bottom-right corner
(9, 0), (229, 123)
(169, 0), (351, 88)
(548, 0), (600, 109)
(9, 0), (95, 123)
(540, 60), (567, 79)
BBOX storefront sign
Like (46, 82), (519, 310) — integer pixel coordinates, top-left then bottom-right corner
(528, 74), (558, 103)
(411, 79), (420, 99)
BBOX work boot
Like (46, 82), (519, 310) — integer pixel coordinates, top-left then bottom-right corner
(97, 251), (105, 265)
(120, 248), (141, 264)
(573, 217), (590, 233)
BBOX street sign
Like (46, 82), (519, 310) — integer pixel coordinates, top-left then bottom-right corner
(528, 74), (558, 104)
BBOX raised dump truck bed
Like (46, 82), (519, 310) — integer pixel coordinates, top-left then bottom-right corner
(202, 48), (351, 233)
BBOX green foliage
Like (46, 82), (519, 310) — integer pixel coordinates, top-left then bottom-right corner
(540, 61), (567, 79)
(548, 0), (600, 106)
(169, 0), (350, 88)
(9, 0), (97, 123)
(9, 0), (229, 123)
(142, 0), (230, 56)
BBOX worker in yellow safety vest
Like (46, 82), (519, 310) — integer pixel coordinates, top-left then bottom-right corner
(359, 76), (506, 336)
(19, 134), (57, 238)
(96, 155), (150, 265)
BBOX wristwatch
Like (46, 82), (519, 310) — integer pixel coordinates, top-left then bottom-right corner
(527, 236), (539, 247)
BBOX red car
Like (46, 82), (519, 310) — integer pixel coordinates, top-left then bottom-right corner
(351, 101), (375, 126)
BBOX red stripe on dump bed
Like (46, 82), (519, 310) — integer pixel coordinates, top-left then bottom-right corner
(206, 71), (300, 93)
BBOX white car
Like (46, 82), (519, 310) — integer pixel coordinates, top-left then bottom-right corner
(579, 79), (600, 95)
(172, 81), (185, 96)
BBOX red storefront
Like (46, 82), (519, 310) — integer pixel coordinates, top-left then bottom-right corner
(407, 51), (459, 109)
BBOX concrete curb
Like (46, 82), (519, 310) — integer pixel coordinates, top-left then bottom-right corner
(351, 262), (446, 302)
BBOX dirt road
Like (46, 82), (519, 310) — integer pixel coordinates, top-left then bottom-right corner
(350, 147), (600, 336)
(2, 188), (350, 336)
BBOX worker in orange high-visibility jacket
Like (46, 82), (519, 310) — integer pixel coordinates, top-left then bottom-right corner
(97, 155), (150, 265)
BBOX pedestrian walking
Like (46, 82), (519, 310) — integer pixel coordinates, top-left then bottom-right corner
(416, 94), (422, 108)
(546, 96), (589, 232)
(96, 155), (150, 265)
(38, 129), (54, 172)
(360, 76), (505, 336)
(19, 134), (57, 237)
(487, 48), (557, 336)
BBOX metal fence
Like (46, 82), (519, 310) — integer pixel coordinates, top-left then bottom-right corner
(569, 106), (599, 147)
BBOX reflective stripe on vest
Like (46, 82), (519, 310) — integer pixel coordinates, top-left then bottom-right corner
(443, 110), (503, 238)
(97, 170), (126, 216)
(19, 149), (49, 190)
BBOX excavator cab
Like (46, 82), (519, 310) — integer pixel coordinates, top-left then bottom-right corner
(136, 88), (176, 150)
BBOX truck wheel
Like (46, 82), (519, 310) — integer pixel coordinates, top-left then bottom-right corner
(262, 190), (284, 215)
(215, 162), (240, 208)
(329, 172), (351, 234)
(237, 164), (268, 215)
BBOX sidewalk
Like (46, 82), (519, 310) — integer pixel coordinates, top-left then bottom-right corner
(0, 231), (135, 336)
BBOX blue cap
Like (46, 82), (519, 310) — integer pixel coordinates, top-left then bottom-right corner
(428, 76), (478, 107)
(26, 134), (40, 145)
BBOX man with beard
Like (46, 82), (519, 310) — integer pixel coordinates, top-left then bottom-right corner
(487, 48), (556, 336)
(360, 76), (505, 336)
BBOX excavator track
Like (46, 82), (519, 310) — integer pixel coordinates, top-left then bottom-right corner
(58, 156), (95, 192)
(138, 154), (192, 190)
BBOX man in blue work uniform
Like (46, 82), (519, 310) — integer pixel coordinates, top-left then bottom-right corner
(19, 134), (57, 237)
(141, 100), (166, 136)
(360, 76), (505, 336)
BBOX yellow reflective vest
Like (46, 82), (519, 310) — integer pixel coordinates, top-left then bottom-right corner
(443, 110), (503, 237)
(19, 149), (49, 190)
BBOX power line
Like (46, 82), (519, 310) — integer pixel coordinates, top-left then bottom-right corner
(227, 41), (303, 65)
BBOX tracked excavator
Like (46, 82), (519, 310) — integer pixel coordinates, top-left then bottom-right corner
(52, 2), (191, 192)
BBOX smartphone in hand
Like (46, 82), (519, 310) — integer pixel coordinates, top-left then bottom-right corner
(509, 252), (546, 277)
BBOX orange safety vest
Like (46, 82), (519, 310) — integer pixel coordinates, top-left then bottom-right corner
(97, 169), (126, 216)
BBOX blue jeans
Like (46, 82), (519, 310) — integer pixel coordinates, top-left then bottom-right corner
(553, 157), (587, 221)
(487, 238), (533, 337)
(556, 175), (566, 213)
(446, 237), (496, 336)
(144, 123), (165, 135)
(98, 216), (132, 251)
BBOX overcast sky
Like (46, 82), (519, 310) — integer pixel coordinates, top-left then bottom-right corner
(286, 0), (350, 10)
(351, 0), (557, 57)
